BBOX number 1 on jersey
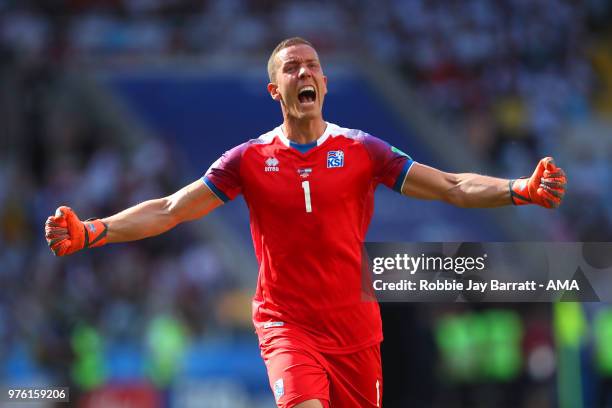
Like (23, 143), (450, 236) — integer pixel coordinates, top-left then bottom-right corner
(301, 181), (312, 213)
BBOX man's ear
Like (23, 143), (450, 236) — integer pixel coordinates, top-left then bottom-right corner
(323, 75), (328, 95)
(268, 83), (281, 101)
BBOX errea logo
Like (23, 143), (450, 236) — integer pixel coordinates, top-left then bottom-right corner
(265, 157), (279, 172)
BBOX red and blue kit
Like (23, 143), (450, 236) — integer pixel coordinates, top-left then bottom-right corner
(204, 122), (413, 407)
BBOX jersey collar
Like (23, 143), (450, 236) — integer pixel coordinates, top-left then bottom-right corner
(276, 122), (334, 148)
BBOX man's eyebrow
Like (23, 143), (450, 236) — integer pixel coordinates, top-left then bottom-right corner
(282, 58), (319, 65)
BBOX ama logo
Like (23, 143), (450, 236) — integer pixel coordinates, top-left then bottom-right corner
(265, 157), (279, 172)
(327, 150), (344, 168)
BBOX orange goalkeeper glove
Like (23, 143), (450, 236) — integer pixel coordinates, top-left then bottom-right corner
(510, 157), (567, 208)
(44, 206), (108, 256)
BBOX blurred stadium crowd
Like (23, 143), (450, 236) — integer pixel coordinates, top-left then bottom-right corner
(1, 0), (612, 407)
(0, 52), (244, 404)
(2, 0), (612, 237)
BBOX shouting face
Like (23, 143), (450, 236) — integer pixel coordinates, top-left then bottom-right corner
(268, 44), (328, 121)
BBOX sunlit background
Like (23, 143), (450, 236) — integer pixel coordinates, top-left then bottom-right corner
(1, 0), (611, 407)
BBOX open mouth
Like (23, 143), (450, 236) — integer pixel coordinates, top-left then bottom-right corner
(298, 85), (316, 104)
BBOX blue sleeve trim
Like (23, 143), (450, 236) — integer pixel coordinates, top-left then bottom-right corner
(393, 159), (414, 193)
(203, 176), (230, 203)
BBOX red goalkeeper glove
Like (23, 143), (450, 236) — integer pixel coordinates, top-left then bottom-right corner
(44, 206), (108, 256)
(510, 157), (567, 208)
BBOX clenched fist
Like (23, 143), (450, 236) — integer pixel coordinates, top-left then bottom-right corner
(45, 206), (108, 256)
(510, 157), (567, 209)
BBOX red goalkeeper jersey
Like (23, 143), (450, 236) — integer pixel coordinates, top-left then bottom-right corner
(204, 122), (413, 353)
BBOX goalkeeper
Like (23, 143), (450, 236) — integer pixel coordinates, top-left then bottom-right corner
(44, 37), (567, 408)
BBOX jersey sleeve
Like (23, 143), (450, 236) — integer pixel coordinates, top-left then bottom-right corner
(362, 133), (415, 192)
(202, 143), (248, 202)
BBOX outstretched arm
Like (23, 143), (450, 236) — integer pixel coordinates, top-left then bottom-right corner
(45, 180), (223, 255)
(402, 157), (566, 209)
(102, 180), (222, 243)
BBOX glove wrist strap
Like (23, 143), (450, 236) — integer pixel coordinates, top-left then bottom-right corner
(509, 177), (532, 206)
(82, 219), (108, 248)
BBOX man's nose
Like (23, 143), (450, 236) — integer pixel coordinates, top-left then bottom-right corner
(298, 65), (311, 78)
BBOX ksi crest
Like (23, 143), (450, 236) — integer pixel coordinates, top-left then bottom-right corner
(327, 150), (344, 168)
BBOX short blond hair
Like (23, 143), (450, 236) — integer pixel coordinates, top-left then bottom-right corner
(267, 37), (316, 83)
